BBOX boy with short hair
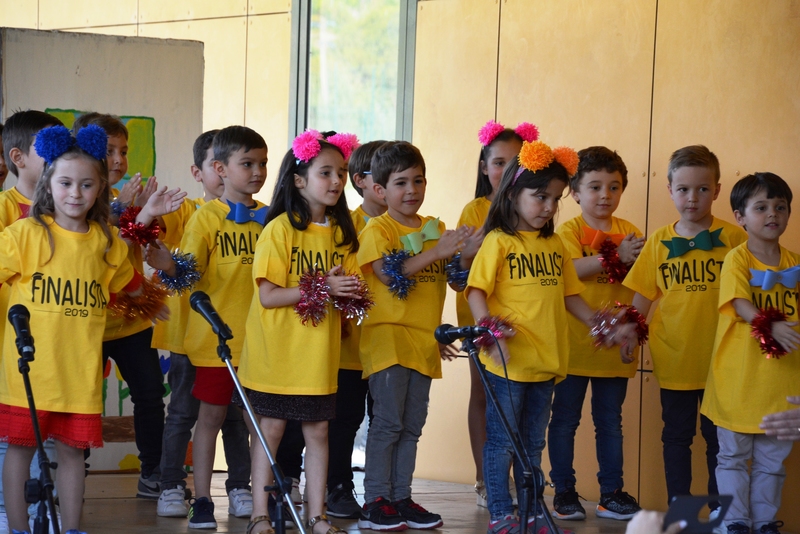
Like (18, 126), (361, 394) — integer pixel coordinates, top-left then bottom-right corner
(624, 145), (747, 509)
(549, 146), (644, 521)
(357, 141), (467, 531)
(325, 139), (387, 518)
(0, 123), (8, 188)
(157, 125), (268, 529)
(701, 172), (799, 534)
(150, 130), (252, 519)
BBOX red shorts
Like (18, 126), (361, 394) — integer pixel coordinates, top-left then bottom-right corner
(0, 404), (103, 448)
(192, 366), (236, 405)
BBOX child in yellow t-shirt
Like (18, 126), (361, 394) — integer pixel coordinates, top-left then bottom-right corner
(151, 125), (268, 529)
(624, 145), (747, 508)
(0, 122), (6, 188)
(0, 125), (165, 534)
(548, 146), (644, 521)
(146, 130), (252, 518)
(325, 139), (387, 518)
(357, 141), (470, 531)
(466, 140), (638, 533)
(72, 112), (187, 499)
(701, 173), (800, 534)
(457, 120), (535, 506)
(237, 131), (363, 534)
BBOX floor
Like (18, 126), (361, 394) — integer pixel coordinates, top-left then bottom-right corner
(75, 471), (632, 534)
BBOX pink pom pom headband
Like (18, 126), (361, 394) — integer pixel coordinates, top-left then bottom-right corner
(292, 130), (360, 164)
(478, 120), (539, 147)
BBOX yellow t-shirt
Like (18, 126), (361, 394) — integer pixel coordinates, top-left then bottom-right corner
(623, 217), (748, 389)
(0, 187), (32, 356)
(181, 199), (264, 367)
(701, 243), (800, 433)
(338, 205), (372, 372)
(466, 229), (585, 382)
(151, 198), (206, 353)
(357, 213), (448, 379)
(239, 213), (362, 394)
(557, 215), (641, 378)
(456, 196), (491, 327)
(0, 217), (134, 413)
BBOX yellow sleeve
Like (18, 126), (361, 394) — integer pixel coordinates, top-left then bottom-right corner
(556, 217), (585, 261)
(560, 239), (585, 296)
(718, 246), (755, 317)
(179, 216), (211, 277)
(258, 223), (291, 288)
(466, 232), (500, 298)
(623, 230), (662, 301)
(356, 219), (391, 273)
(108, 231), (136, 293)
(0, 228), (22, 284)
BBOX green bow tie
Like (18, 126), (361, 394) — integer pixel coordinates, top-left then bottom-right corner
(400, 218), (441, 254)
(661, 228), (724, 259)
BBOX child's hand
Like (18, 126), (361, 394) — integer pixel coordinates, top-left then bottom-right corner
(145, 239), (174, 272)
(434, 225), (471, 260)
(134, 176), (159, 207)
(460, 226), (485, 261)
(439, 342), (461, 361)
(772, 321), (800, 353)
(116, 173), (143, 205)
(142, 185), (188, 220)
(626, 510), (686, 534)
(617, 233), (645, 264)
(325, 265), (363, 298)
(153, 303), (171, 322)
(485, 336), (511, 367)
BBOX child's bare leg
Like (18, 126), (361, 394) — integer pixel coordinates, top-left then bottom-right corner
(54, 441), (86, 531)
(4, 444), (36, 532)
(301, 420), (329, 525)
(193, 401), (228, 498)
(250, 415), (286, 529)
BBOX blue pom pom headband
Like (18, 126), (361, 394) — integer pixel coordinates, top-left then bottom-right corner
(34, 124), (108, 165)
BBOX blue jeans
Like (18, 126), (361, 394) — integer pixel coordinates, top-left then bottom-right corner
(364, 365), (431, 502)
(548, 375), (628, 494)
(483, 373), (554, 521)
(159, 353), (251, 492)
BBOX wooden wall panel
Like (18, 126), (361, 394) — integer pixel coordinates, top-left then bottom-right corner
(411, 0), (500, 485)
(37, 0), (137, 29)
(0, 0), (38, 28)
(245, 13), (292, 204)
(137, 0), (247, 24)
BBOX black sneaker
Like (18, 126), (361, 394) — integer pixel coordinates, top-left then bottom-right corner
(358, 497), (408, 531)
(326, 483), (362, 519)
(551, 489), (586, 521)
(187, 497), (217, 529)
(268, 493), (297, 529)
(393, 498), (443, 530)
(728, 523), (751, 534)
(596, 489), (640, 520)
(759, 521), (784, 534)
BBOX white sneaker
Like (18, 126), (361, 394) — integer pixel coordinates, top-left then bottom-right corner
(510, 477), (518, 507)
(709, 507), (726, 534)
(290, 477), (302, 505)
(157, 487), (189, 517)
(475, 481), (488, 508)
(228, 488), (253, 517)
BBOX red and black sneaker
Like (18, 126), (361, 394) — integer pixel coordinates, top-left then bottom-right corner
(358, 497), (408, 532)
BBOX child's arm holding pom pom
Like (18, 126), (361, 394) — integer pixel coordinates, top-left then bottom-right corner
(733, 298), (800, 356)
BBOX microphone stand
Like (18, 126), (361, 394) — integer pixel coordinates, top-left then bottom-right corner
(14, 333), (60, 534)
(213, 329), (306, 534)
(462, 336), (560, 534)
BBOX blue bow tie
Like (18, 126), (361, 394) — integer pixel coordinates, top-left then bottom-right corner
(226, 201), (267, 226)
(749, 266), (800, 291)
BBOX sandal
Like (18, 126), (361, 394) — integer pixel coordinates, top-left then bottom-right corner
(308, 514), (345, 534)
(247, 515), (274, 534)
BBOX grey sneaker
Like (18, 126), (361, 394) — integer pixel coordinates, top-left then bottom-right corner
(137, 471), (161, 499)
(596, 489), (640, 520)
(551, 489), (586, 521)
(326, 483), (362, 519)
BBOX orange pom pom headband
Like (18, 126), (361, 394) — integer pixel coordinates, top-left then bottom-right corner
(513, 140), (579, 184)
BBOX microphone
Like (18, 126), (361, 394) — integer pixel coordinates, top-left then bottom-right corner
(190, 291), (233, 340)
(434, 323), (490, 345)
(8, 304), (35, 357)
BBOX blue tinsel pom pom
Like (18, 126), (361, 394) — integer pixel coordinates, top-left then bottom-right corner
(157, 251), (202, 294)
(75, 124), (108, 161)
(34, 125), (74, 165)
(381, 249), (416, 300)
(445, 253), (469, 291)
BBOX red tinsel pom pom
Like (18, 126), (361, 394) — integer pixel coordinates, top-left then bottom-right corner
(333, 274), (374, 326)
(108, 275), (169, 323)
(598, 240), (628, 284)
(119, 206), (161, 246)
(751, 307), (789, 359)
(474, 315), (515, 349)
(295, 268), (331, 327)
(591, 302), (649, 347)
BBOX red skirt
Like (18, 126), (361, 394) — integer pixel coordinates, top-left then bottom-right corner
(0, 404), (103, 448)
